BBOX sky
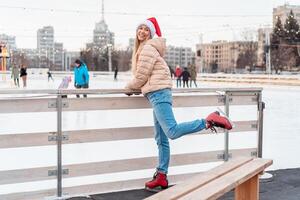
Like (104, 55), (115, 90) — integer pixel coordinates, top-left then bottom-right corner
(0, 0), (299, 51)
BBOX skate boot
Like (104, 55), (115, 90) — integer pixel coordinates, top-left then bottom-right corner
(206, 111), (233, 133)
(145, 171), (168, 192)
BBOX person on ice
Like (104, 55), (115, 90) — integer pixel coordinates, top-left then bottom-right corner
(11, 64), (20, 87)
(47, 70), (54, 82)
(73, 59), (89, 98)
(58, 76), (72, 98)
(125, 17), (233, 192)
(179, 67), (191, 88)
(19, 64), (27, 88)
(175, 65), (182, 88)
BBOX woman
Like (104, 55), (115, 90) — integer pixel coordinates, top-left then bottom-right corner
(125, 17), (232, 191)
(20, 65), (27, 88)
(189, 62), (198, 88)
(11, 64), (20, 87)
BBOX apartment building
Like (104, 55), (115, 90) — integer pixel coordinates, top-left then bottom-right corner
(196, 40), (257, 73)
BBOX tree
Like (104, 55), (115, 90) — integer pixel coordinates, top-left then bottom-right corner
(283, 10), (300, 43)
(271, 17), (284, 50)
(113, 49), (132, 71)
(271, 11), (300, 72)
(236, 42), (257, 72)
(283, 10), (300, 69)
(11, 50), (29, 67)
(209, 60), (218, 73)
(80, 46), (132, 71)
(80, 48), (95, 70)
(271, 17), (285, 73)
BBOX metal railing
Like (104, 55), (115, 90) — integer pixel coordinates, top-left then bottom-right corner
(0, 87), (264, 200)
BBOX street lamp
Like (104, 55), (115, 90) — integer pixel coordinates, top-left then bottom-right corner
(107, 43), (112, 72)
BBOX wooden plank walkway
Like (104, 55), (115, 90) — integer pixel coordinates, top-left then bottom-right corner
(68, 168), (300, 200)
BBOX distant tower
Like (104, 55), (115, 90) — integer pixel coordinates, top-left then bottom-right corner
(101, 0), (104, 21)
(92, 0), (114, 48)
(199, 33), (203, 44)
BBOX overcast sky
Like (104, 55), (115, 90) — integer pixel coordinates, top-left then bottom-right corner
(0, 0), (299, 51)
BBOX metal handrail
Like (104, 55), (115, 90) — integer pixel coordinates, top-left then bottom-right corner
(0, 87), (264, 199)
(0, 87), (263, 95)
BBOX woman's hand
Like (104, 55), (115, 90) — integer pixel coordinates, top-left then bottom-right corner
(124, 86), (141, 96)
(124, 86), (133, 96)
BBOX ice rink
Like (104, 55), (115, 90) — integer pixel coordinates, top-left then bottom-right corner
(0, 72), (299, 195)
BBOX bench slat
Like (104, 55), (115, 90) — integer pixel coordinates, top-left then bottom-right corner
(144, 157), (253, 200)
(180, 158), (272, 200)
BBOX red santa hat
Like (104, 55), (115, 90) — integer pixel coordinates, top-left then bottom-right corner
(137, 17), (162, 38)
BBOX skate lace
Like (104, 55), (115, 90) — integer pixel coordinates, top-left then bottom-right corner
(210, 125), (217, 133)
(208, 121), (224, 133)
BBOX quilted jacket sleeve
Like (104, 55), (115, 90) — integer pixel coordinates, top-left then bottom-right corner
(126, 45), (158, 90)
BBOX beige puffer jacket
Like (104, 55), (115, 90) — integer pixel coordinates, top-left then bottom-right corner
(126, 38), (172, 95)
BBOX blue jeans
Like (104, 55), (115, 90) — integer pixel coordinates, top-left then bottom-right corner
(176, 78), (181, 88)
(146, 88), (206, 174)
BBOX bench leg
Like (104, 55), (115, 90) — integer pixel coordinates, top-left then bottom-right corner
(235, 174), (259, 200)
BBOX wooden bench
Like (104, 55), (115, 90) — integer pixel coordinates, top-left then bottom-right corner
(145, 157), (273, 200)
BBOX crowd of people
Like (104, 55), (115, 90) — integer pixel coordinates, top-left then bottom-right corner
(10, 64), (27, 88)
(174, 64), (198, 88)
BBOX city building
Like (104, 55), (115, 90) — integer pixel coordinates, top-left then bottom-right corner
(273, 4), (300, 27)
(37, 26), (54, 68)
(13, 48), (39, 68)
(54, 42), (64, 71)
(64, 51), (80, 71)
(128, 39), (194, 70)
(164, 46), (194, 69)
(91, 0), (114, 50)
(128, 38), (135, 50)
(37, 26), (64, 70)
(196, 40), (257, 73)
(0, 34), (17, 51)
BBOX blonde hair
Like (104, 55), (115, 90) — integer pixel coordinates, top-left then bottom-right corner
(131, 33), (149, 75)
(131, 36), (140, 74)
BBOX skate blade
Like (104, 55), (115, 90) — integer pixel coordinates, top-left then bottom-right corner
(216, 107), (235, 129)
(145, 186), (168, 193)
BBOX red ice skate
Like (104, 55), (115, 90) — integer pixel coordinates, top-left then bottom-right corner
(145, 171), (168, 192)
(206, 111), (233, 133)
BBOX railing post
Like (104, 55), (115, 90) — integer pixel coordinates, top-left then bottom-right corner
(257, 91), (272, 181)
(56, 94), (63, 197)
(224, 92), (230, 161)
(257, 91), (265, 158)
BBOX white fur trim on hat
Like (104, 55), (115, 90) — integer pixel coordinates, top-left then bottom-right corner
(137, 20), (155, 38)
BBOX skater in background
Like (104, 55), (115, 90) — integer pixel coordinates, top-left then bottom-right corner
(58, 76), (72, 98)
(189, 62), (198, 88)
(74, 59), (89, 98)
(168, 66), (175, 79)
(114, 65), (118, 81)
(180, 67), (191, 88)
(20, 64), (27, 88)
(11, 64), (19, 87)
(47, 70), (54, 82)
(175, 65), (182, 88)
(125, 17), (233, 191)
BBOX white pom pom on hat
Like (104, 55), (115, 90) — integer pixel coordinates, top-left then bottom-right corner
(137, 17), (162, 38)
